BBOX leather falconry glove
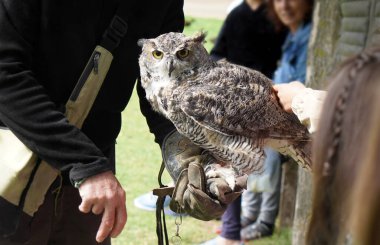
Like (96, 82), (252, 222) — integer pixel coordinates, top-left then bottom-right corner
(162, 130), (248, 221)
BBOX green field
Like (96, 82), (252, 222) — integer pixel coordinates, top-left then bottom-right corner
(112, 16), (291, 245)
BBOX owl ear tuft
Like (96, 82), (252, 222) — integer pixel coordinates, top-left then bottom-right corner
(190, 31), (207, 44)
(137, 38), (148, 47)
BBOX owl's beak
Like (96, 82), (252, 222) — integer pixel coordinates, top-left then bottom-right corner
(168, 59), (175, 77)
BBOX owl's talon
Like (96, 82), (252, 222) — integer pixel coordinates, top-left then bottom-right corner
(205, 167), (236, 191)
(206, 170), (218, 178)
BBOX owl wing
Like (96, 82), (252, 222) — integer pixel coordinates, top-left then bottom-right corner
(179, 65), (308, 140)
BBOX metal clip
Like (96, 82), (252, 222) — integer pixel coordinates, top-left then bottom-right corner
(93, 52), (100, 74)
(171, 207), (183, 245)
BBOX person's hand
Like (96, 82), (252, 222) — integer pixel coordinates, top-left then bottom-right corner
(170, 161), (225, 221)
(170, 161), (247, 221)
(162, 130), (247, 220)
(78, 171), (127, 243)
(273, 81), (306, 112)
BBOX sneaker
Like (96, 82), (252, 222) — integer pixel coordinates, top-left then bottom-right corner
(134, 192), (186, 217)
(133, 192), (171, 211)
(240, 221), (274, 241)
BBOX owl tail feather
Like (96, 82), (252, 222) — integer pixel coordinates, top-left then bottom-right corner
(288, 140), (312, 171)
(266, 139), (312, 171)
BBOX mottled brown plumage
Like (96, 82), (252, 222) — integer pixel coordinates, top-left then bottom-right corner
(138, 32), (311, 181)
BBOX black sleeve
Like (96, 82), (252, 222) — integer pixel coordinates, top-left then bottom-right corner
(158, 0), (185, 34)
(210, 19), (229, 61)
(0, 1), (111, 183)
(137, 0), (184, 147)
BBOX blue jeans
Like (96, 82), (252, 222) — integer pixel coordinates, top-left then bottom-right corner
(241, 148), (282, 224)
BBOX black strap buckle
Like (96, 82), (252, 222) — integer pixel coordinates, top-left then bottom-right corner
(101, 15), (128, 51)
(110, 15), (128, 37)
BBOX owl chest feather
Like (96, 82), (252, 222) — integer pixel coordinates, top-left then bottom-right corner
(143, 75), (174, 117)
(144, 67), (265, 174)
(171, 112), (263, 174)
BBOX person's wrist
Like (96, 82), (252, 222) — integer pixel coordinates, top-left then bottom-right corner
(74, 178), (87, 188)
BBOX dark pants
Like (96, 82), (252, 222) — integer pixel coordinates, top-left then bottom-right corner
(0, 182), (110, 245)
(220, 196), (241, 241)
(0, 145), (115, 245)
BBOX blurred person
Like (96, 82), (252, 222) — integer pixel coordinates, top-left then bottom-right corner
(227, 0), (244, 13)
(240, 0), (314, 241)
(274, 47), (380, 244)
(275, 47), (380, 245)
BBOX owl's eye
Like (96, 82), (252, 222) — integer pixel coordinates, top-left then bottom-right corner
(176, 49), (190, 59)
(152, 50), (163, 59)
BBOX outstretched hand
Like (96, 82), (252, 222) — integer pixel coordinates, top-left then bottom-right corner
(78, 171), (127, 243)
(273, 81), (306, 113)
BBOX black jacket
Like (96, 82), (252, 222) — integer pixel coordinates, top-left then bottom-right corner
(0, 0), (184, 183)
(210, 2), (286, 78)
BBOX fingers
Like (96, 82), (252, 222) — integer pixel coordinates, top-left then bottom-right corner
(77, 171), (127, 242)
(92, 204), (104, 215)
(272, 83), (288, 93)
(272, 84), (295, 112)
(187, 163), (205, 190)
(235, 174), (248, 190)
(289, 81), (306, 88)
(110, 203), (128, 238)
(79, 192), (127, 243)
(96, 205), (115, 243)
(96, 197), (127, 242)
(78, 194), (105, 215)
(272, 84), (280, 92)
(172, 169), (189, 206)
(78, 199), (92, 213)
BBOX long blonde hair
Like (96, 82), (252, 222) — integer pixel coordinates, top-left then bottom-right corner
(307, 46), (380, 245)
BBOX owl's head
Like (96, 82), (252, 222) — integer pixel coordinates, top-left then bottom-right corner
(138, 32), (211, 80)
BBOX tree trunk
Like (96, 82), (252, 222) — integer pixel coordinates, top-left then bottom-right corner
(278, 161), (298, 228)
(292, 168), (312, 244)
(292, 0), (342, 244)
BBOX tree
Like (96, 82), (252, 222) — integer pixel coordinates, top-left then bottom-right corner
(293, 0), (380, 244)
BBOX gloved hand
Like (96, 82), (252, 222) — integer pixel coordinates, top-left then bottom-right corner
(162, 130), (247, 221)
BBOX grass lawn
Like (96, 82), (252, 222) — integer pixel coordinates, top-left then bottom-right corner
(112, 16), (291, 245)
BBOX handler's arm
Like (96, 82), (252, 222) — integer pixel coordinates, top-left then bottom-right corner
(137, 0), (185, 145)
(0, 1), (125, 242)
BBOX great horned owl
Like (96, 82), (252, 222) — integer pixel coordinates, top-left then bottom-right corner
(138, 32), (311, 182)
